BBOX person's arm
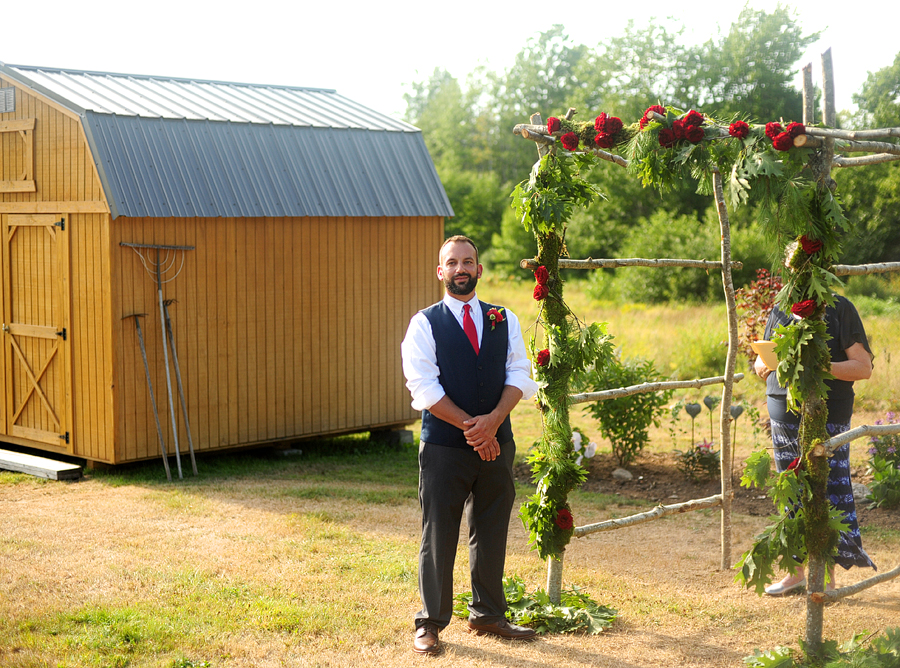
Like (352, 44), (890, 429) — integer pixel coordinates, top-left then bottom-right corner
(754, 354), (771, 380)
(831, 342), (873, 381)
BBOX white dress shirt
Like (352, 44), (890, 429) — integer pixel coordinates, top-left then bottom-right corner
(401, 292), (538, 411)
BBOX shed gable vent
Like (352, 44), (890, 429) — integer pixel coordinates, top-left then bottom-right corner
(0, 87), (14, 113)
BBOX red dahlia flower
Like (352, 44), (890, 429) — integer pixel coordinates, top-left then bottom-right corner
(536, 349), (550, 367)
(640, 104), (667, 129)
(799, 235), (823, 254)
(658, 127), (678, 147)
(560, 132), (579, 151)
(672, 118), (686, 140)
(554, 508), (574, 531)
(547, 117), (561, 134)
(594, 133), (616, 149)
(790, 299), (818, 318)
(772, 132), (794, 151)
(533, 283), (549, 301)
(786, 122), (806, 138)
(685, 124), (704, 143)
(534, 265), (549, 285)
(595, 112), (623, 135)
(729, 121), (750, 139)
(765, 122), (784, 139)
(683, 110), (704, 127)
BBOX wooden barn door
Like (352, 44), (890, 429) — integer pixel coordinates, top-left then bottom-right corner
(0, 213), (72, 449)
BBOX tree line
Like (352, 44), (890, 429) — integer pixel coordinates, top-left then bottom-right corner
(403, 6), (900, 302)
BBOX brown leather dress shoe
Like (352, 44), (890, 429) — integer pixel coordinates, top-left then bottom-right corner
(413, 624), (440, 654)
(467, 618), (536, 640)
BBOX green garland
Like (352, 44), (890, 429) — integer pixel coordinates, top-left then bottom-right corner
(513, 105), (854, 584)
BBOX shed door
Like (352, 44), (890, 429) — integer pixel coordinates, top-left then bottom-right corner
(1, 214), (71, 449)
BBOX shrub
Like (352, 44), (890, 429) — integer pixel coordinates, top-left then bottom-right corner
(735, 268), (783, 366)
(866, 411), (900, 509)
(675, 440), (720, 481)
(576, 355), (673, 466)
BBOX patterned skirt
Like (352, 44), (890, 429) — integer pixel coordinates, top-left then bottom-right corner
(770, 418), (877, 571)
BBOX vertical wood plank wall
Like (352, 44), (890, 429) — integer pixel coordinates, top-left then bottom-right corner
(110, 215), (443, 463)
(0, 76), (113, 460)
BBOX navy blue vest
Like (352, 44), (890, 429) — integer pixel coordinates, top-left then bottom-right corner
(420, 300), (513, 449)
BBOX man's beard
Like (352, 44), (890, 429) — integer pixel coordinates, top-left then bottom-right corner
(445, 272), (478, 296)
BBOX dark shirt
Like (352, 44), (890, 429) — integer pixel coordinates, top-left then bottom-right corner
(764, 295), (871, 424)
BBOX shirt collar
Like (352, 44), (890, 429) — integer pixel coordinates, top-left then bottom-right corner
(442, 292), (479, 316)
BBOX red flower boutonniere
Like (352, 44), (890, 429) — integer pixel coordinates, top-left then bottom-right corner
(800, 235), (823, 254)
(486, 307), (505, 331)
(536, 349), (550, 367)
(791, 299), (818, 318)
(554, 508), (574, 531)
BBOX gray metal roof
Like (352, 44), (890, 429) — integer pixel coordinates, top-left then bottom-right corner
(1, 63), (453, 219)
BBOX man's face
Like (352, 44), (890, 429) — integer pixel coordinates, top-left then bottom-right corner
(437, 241), (482, 299)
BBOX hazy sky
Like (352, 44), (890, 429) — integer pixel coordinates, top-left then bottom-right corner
(3, 0), (897, 120)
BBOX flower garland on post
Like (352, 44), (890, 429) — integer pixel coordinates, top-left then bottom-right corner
(511, 116), (617, 601)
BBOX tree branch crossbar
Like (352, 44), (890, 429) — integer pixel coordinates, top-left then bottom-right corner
(573, 494), (723, 538)
(569, 374), (744, 405)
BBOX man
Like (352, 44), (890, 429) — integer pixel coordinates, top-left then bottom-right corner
(401, 235), (538, 655)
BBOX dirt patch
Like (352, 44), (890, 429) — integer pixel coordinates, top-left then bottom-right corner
(515, 450), (900, 532)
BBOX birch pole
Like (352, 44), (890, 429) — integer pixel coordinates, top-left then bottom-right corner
(712, 166), (737, 570)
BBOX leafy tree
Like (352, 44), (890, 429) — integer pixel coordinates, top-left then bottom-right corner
(835, 52), (900, 265)
(689, 4), (819, 122)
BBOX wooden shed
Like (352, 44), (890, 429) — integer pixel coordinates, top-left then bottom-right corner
(0, 62), (450, 466)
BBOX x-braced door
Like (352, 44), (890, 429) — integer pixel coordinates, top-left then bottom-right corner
(1, 214), (71, 449)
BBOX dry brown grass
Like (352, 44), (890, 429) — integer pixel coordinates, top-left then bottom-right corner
(1, 458), (898, 668)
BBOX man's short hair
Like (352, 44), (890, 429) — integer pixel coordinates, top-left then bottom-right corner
(440, 235), (479, 264)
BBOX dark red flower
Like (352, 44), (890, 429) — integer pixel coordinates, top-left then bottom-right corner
(765, 122), (784, 140)
(534, 265), (549, 285)
(547, 117), (561, 134)
(658, 127), (678, 148)
(786, 122), (806, 138)
(772, 131), (794, 151)
(685, 124), (704, 144)
(533, 283), (549, 301)
(787, 456), (803, 473)
(683, 110), (704, 127)
(554, 508), (574, 531)
(729, 121), (750, 139)
(640, 104), (666, 129)
(800, 235), (823, 254)
(595, 112), (623, 136)
(594, 133), (616, 149)
(790, 299), (818, 318)
(672, 118), (686, 140)
(536, 349), (550, 367)
(560, 132), (579, 151)
(486, 307), (505, 330)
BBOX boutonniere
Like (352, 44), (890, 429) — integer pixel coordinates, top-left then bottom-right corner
(486, 307), (505, 331)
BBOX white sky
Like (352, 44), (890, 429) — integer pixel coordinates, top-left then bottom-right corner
(3, 0), (897, 121)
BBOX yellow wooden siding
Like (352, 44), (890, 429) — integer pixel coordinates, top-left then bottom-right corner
(109, 215), (441, 463)
(68, 213), (115, 462)
(0, 77), (106, 208)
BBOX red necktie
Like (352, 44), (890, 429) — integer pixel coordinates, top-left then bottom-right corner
(463, 303), (479, 355)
